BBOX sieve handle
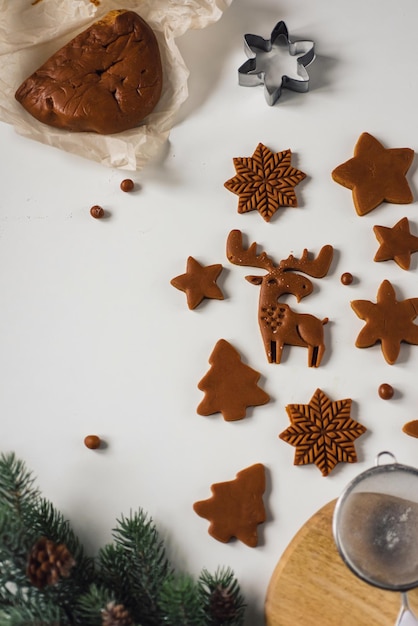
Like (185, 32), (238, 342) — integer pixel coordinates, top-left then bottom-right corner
(395, 593), (418, 626)
(396, 608), (418, 626)
(375, 450), (397, 466)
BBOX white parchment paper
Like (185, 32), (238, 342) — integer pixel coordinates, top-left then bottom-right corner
(0, 0), (233, 170)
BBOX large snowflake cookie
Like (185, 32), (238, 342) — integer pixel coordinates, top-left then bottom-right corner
(224, 142), (306, 222)
(279, 388), (367, 476)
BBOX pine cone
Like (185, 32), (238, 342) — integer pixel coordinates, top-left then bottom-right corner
(102, 602), (134, 626)
(210, 585), (237, 622)
(26, 536), (75, 588)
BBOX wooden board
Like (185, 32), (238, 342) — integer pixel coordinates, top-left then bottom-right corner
(265, 499), (418, 626)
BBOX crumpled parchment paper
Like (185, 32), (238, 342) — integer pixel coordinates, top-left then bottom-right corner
(0, 0), (233, 170)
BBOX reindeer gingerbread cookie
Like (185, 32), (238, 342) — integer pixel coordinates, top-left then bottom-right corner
(226, 230), (333, 366)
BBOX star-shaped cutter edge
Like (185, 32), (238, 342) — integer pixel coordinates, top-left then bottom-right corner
(238, 21), (315, 106)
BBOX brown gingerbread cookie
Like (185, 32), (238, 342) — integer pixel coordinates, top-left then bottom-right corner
(15, 10), (162, 134)
(403, 420), (418, 438)
(373, 217), (418, 270)
(171, 257), (224, 310)
(197, 339), (270, 421)
(226, 230), (333, 366)
(224, 142), (306, 222)
(331, 133), (414, 216)
(351, 279), (418, 364)
(193, 463), (266, 547)
(279, 388), (367, 477)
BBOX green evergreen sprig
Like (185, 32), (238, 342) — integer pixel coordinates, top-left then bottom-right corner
(199, 567), (246, 625)
(0, 453), (246, 626)
(97, 511), (172, 625)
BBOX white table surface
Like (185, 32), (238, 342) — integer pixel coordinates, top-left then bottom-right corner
(2, 0), (418, 623)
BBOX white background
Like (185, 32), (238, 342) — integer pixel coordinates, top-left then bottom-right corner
(2, 0), (418, 623)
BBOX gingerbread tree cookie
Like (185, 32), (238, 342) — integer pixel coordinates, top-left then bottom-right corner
(351, 280), (418, 364)
(197, 339), (270, 421)
(193, 463), (266, 547)
(373, 217), (418, 270)
(332, 133), (414, 216)
(224, 142), (306, 222)
(171, 256), (224, 310)
(279, 388), (366, 476)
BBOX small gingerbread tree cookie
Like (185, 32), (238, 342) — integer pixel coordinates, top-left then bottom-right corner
(193, 464), (266, 547)
(197, 339), (270, 421)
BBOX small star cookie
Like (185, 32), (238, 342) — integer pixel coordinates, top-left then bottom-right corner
(373, 217), (418, 270)
(351, 280), (418, 364)
(279, 388), (366, 476)
(171, 256), (224, 310)
(224, 142), (306, 222)
(332, 133), (414, 216)
(193, 463), (266, 547)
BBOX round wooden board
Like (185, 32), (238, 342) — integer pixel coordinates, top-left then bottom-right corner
(265, 499), (418, 626)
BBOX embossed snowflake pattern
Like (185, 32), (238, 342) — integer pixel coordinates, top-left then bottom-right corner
(224, 142), (306, 222)
(279, 388), (367, 476)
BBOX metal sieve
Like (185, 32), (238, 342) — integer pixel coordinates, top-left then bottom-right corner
(333, 452), (418, 626)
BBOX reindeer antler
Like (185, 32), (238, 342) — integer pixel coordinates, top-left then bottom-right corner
(279, 245), (333, 278)
(226, 230), (275, 270)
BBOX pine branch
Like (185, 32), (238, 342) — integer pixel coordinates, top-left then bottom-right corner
(0, 452), (40, 516)
(0, 504), (30, 566)
(0, 455), (247, 626)
(25, 497), (95, 583)
(97, 510), (172, 626)
(0, 594), (69, 625)
(158, 573), (204, 626)
(0, 453), (92, 576)
(21, 500), (95, 623)
(0, 504), (36, 603)
(0, 452), (40, 532)
(73, 583), (116, 626)
(0, 454), (95, 624)
(198, 567), (246, 626)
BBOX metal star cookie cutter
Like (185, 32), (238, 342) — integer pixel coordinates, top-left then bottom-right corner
(238, 21), (315, 106)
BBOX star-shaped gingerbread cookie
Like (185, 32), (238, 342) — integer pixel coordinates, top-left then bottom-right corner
(170, 256), (224, 310)
(224, 142), (306, 222)
(332, 133), (414, 216)
(373, 217), (418, 270)
(193, 463), (266, 547)
(279, 388), (366, 476)
(351, 280), (418, 364)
